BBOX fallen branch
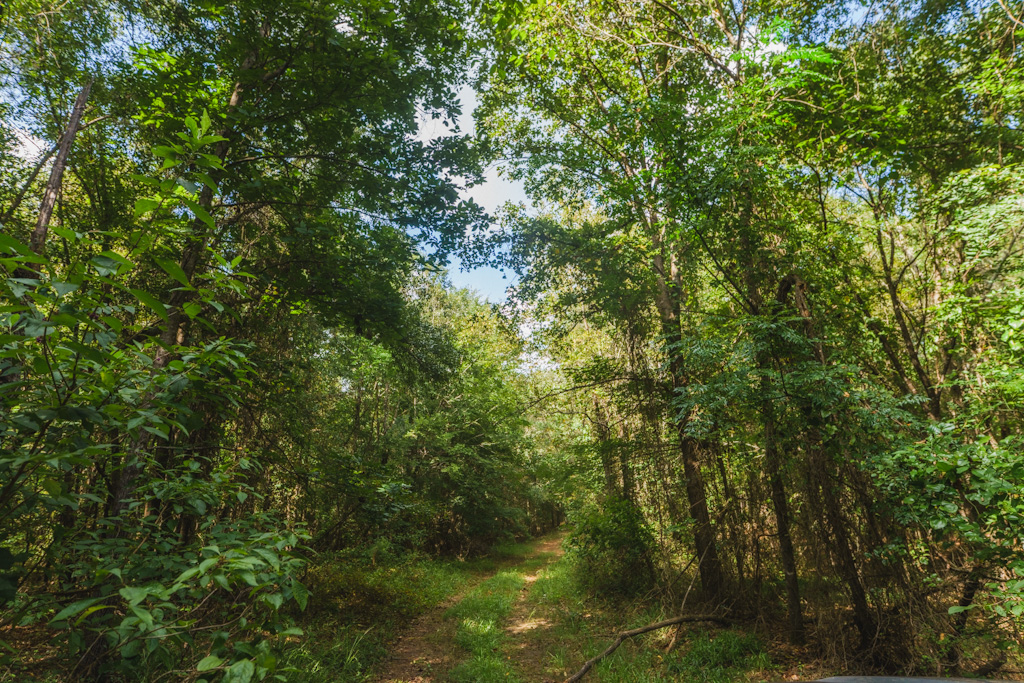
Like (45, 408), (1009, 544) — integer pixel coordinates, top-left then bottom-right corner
(564, 614), (734, 682)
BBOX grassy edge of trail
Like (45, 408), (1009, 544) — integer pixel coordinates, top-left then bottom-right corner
(509, 554), (795, 683)
(281, 537), (551, 682)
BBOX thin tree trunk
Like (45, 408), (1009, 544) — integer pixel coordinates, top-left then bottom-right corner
(944, 569), (981, 670)
(592, 396), (621, 497)
(780, 274), (874, 647)
(812, 442), (876, 648)
(678, 431), (724, 603)
(1, 144), (58, 228)
(763, 392), (805, 645)
(713, 445), (746, 584)
(31, 80), (93, 256)
(616, 422), (636, 502)
(760, 280), (806, 644)
(110, 52), (261, 515)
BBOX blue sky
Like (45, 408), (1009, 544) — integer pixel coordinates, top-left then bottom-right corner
(418, 86), (529, 304)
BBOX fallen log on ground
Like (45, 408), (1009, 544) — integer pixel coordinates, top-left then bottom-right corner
(564, 613), (735, 682)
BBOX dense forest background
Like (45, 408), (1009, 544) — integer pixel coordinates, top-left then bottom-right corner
(1, 0), (1023, 680)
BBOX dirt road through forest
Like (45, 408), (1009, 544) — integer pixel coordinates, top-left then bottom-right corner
(378, 533), (565, 683)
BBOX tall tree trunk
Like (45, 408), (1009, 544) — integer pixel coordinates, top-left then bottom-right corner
(658, 314), (724, 602)
(649, 203), (723, 603)
(759, 280), (806, 644)
(945, 569), (981, 670)
(592, 395), (620, 497)
(616, 422), (636, 502)
(762, 391), (805, 645)
(110, 46), (263, 515)
(780, 274), (875, 648)
(809, 439), (876, 648)
(3, 81), (92, 385)
(678, 430), (724, 603)
(710, 448), (740, 580)
(31, 80), (93, 256)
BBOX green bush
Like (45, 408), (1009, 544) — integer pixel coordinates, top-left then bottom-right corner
(666, 630), (770, 683)
(566, 498), (656, 597)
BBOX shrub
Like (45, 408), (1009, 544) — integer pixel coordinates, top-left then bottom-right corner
(566, 498), (656, 597)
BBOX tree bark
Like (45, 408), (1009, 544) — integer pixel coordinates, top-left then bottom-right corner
(31, 80), (93, 256)
(779, 274), (874, 648)
(678, 430), (724, 603)
(592, 395), (621, 497)
(762, 393), (805, 645)
(110, 53), (259, 516)
(810, 443), (876, 649)
(758, 280), (806, 644)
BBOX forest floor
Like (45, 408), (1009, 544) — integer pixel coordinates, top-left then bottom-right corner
(378, 533), (565, 682)
(360, 531), (816, 683)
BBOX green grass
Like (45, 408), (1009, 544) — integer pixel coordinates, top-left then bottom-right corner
(665, 630), (771, 682)
(282, 552), (486, 682)
(446, 570), (525, 683)
(520, 556), (773, 683)
(283, 535), (555, 682)
(284, 532), (773, 683)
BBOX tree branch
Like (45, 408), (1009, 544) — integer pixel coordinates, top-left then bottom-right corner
(564, 614), (733, 682)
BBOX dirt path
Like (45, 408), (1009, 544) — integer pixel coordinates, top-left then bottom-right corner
(503, 535), (565, 682)
(377, 533), (565, 683)
(375, 579), (470, 683)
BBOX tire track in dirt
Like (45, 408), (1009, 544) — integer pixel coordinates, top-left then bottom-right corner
(502, 534), (565, 683)
(377, 532), (565, 683)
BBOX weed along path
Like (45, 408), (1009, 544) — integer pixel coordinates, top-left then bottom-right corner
(377, 532), (566, 683)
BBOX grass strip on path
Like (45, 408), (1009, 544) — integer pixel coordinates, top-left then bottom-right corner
(446, 569), (526, 682)
(445, 537), (562, 683)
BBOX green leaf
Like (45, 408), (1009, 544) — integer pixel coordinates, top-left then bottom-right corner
(154, 257), (191, 287)
(75, 604), (112, 625)
(291, 580), (309, 610)
(51, 597), (105, 623)
(119, 586), (150, 605)
(0, 234), (33, 255)
(152, 145), (182, 158)
(50, 225), (79, 241)
(197, 655), (223, 672)
(51, 281), (79, 297)
(183, 198), (216, 229)
(129, 289), (169, 323)
(130, 605), (154, 629)
(224, 659), (255, 683)
(98, 250), (134, 271)
(134, 198), (161, 217)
